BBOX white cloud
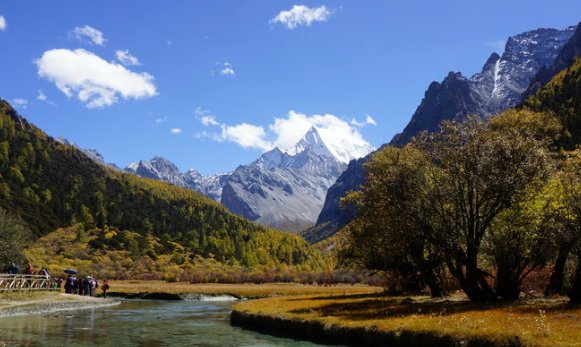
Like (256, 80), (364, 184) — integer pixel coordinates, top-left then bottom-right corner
(155, 116), (168, 124)
(170, 128), (182, 134)
(351, 114), (377, 127)
(365, 115), (377, 126)
(116, 50), (140, 66)
(195, 107), (220, 126)
(70, 25), (107, 45)
(270, 5), (333, 29)
(36, 48), (157, 109)
(216, 123), (271, 150)
(201, 115), (219, 126)
(11, 98), (28, 109)
(37, 90), (47, 101)
(220, 67), (235, 76)
(200, 110), (374, 162)
(0, 16), (7, 31)
(36, 90), (56, 106)
(213, 62), (236, 77)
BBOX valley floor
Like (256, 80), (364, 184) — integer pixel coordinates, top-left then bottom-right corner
(231, 293), (581, 347)
(106, 280), (382, 299)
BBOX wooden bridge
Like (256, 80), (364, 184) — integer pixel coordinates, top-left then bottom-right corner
(0, 274), (59, 291)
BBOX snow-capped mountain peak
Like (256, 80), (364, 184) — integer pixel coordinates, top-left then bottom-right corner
(284, 126), (373, 164)
(323, 133), (375, 164)
(222, 125), (349, 232)
(286, 126), (335, 159)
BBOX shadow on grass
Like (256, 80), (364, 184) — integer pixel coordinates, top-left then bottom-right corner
(288, 293), (574, 321)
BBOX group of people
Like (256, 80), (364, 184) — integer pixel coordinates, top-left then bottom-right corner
(8, 263), (50, 277)
(64, 275), (110, 297)
(5, 262), (110, 297)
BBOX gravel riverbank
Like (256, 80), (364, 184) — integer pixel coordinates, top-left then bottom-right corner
(0, 293), (120, 318)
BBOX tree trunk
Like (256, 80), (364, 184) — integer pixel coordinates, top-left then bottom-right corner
(568, 254), (581, 305)
(448, 254), (496, 302)
(495, 266), (520, 301)
(545, 242), (573, 297)
(425, 270), (445, 298)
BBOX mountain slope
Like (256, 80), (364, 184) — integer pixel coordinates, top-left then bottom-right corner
(311, 24), (578, 244)
(392, 26), (575, 146)
(221, 127), (349, 232)
(125, 156), (228, 201)
(526, 56), (581, 147)
(0, 100), (320, 268)
(523, 22), (581, 100)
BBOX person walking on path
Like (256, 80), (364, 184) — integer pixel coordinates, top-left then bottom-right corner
(101, 279), (110, 298)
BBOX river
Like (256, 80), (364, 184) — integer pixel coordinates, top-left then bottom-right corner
(0, 299), (344, 346)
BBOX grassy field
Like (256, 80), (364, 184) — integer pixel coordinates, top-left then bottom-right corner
(232, 293), (581, 347)
(107, 280), (382, 298)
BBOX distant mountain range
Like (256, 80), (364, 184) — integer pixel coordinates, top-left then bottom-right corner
(125, 157), (228, 201)
(0, 100), (319, 268)
(307, 23), (581, 244)
(124, 126), (373, 232)
(221, 126), (356, 232)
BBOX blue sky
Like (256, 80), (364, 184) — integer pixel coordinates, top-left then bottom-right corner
(1, 1), (580, 174)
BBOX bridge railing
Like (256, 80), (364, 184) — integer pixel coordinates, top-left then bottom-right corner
(0, 274), (59, 291)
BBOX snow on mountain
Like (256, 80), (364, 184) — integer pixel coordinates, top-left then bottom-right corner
(392, 25), (575, 146)
(470, 26), (576, 116)
(124, 157), (229, 201)
(184, 169), (229, 201)
(284, 125), (374, 164)
(123, 126), (370, 221)
(221, 126), (349, 232)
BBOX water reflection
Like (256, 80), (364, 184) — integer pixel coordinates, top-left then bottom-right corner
(0, 300), (338, 347)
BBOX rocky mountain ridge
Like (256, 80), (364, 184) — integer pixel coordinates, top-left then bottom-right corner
(312, 24), (579, 243)
(125, 156), (228, 201)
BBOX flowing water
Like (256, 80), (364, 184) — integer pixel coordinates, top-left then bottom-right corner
(0, 299), (343, 347)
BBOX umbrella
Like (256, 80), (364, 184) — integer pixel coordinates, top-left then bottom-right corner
(64, 268), (77, 274)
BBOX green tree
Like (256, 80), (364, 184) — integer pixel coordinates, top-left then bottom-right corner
(487, 183), (556, 300)
(412, 111), (555, 301)
(544, 151), (581, 304)
(0, 208), (32, 267)
(525, 57), (581, 148)
(340, 145), (445, 296)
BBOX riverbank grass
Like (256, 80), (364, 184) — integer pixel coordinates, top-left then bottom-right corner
(233, 293), (581, 346)
(108, 280), (381, 298)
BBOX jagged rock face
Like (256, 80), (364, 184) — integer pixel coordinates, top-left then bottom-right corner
(524, 23), (581, 99)
(183, 169), (229, 201)
(392, 26), (575, 147)
(126, 156), (185, 185)
(55, 137), (119, 169)
(315, 156), (368, 225)
(473, 27), (576, 115)
(125, 157), (228, 201)
(221, 127), (348, 232)
(391, 72), (483, 146)
(315, 25), (577, 244)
